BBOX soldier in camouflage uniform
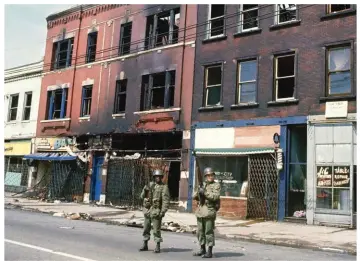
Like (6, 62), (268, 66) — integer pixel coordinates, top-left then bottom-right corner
(139, 169), (170, 253)
(193, 167), (221, 258)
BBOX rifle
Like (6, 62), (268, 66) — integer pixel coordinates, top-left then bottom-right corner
(194, 152), (205, 206)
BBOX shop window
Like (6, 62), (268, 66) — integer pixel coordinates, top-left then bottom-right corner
(113, 79), (127, 114)
(145, 8), (180, 50)
(208, 5), (225, 38)
(46, 88), (68, 120)
(326, 46), (352, 96)
(119, 22), (132, 55)
(237, 59), (257, 104)
(51, 38), (74, 70)
(8, 94), (19, 122)
(80, 85), (93, 117)
(239, 5), (259, 32)
(274, 53), (295, 100)
(327, 5), (351, 14)
(198, 156), (248, 197)
(204, 65), (222, 106)
(275, 4), (297, 24)
(141, 70), (175, 111)
(22, 92), (32, 121)
(86, 32), (98, 63)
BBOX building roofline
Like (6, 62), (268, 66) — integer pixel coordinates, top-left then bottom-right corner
(46, 4), (98, 21)
(5, 60), (43, 81)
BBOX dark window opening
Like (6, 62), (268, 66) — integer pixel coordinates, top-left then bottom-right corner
(86, 32), (98, 63)
(141, 70), (176, 111)
(22, 92), (32, 121)
(51, 38), (74, 70)
(204, 65), (222, 106)
(275, 54), (295, 100)
(277, 4), (297, 24)
(209, 5), (225, 37)
(327, 5), (351, 14)
(8, 94), (19, 122)
(119, 22), (132, 55)
(114, 79), (127, 114)
(46, 88), (68, 120)
(81, 85), (93, 117)
(241, 5), (259, 31)
(145, 8), (180, 50)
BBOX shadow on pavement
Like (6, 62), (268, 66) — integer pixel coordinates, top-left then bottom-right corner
(214, 252), (245, 258)
(161, 248), (193, 253)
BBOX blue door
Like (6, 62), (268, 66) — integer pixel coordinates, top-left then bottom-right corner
(91, 156), (104, 201)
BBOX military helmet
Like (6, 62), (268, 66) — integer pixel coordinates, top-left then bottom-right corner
(204, 167), (215, 176)
(153, 169), (163, 176)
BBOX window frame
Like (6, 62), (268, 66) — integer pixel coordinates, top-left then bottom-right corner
(204, 64), (223, 107)
(326, 4), (352, 14)
(22, 91), (32, 121)
(113, 79), (127, 114)
(51, 38), (74, 70)
(239, 5), (259, 32)
(325, 44), (353, 97)
(119, 22), (132, 56)
(207, 4), (226, 39)
(274, 4), (298, 25)
(274, 52), (297, 101)
(47, 88), (68, 120)
(80, 85), (93, 117)
(8, 93), (19, 122)
(236, 58), (258, 105)
(86, 32), (98, 64)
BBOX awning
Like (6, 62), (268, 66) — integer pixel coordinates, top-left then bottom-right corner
(23, 152), (76, 161)
(194, 147), (276, 156)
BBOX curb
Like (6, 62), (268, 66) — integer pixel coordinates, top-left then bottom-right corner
(5, 204), (356, 256)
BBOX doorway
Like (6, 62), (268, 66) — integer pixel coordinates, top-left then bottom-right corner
(167, 161), (180, 201)
(91, 156), (104, 201)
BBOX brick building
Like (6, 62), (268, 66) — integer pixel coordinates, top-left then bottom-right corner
(189, 4), (356, 226)
(27, 5), (197, 209)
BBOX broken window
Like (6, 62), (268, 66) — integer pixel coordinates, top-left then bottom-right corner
(51, 38), (74, 70)
(8, 94), (19, 122)
(327, 46), (351, 96)
(276, 4), (297, 24)
(81, 85), (93, 117)
(208, 5), (225, 37)
(86, 32), (98, 63)
(22, 92), (32, 121)
(237, 60), (257, 104)
(240, 5), (259, 31)
(327, 5), (351, 14)
(204, 65), (222, 106)
(145, 8), (180, 50)
(46, 88), (68, 120)
(275, 53), (295, 100)
(141, 71), (176, 111)
(114, 80), (127, 113)
(119, 22), (132, 55)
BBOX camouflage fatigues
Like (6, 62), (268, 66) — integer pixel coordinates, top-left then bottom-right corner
(140, 181), (170, 243)
(193, 181), (221, 247)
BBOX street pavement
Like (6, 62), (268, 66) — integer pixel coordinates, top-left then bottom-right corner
(5, 209), (356, 261)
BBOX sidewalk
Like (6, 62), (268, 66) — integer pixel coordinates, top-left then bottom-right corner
(4, 193), (356, 255)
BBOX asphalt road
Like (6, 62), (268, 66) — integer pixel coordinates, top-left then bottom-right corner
(5, 208), (356, 261)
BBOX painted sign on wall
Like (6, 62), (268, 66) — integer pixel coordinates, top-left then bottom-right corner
(35, 137), (76, 151)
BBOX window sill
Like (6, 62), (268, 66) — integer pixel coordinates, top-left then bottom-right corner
(79, 116), (90, 121)
(5, 121), (17, 125)
(198, 105), (224, 112)
(269, 20), (301, 31)
(319, 95), (356, 102)
(233, 28), (262, 38)
(220, 196), (248, 200)
(112, 113), (126, 119)
(202, 35), (227, 44)
(20, 120), (31, 123)
(320, 9), (356, 21)
(134, 107), (181, 115)
(267, 99), (299, 106)
(231, 103), (259, 110)
(41, 118), (71, 123)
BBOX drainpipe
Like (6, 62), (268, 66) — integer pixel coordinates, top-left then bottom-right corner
(178, 4), (187, 122)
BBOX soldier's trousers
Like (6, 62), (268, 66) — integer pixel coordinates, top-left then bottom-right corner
(143, 216), (163, 243)
(197, 217), (215, 247)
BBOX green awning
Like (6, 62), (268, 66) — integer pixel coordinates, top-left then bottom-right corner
(194, 147), (275, 156)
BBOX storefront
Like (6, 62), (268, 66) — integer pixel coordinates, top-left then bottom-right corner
(307, 107), (356, 227)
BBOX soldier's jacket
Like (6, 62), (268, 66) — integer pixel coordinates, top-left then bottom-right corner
(193, 181), (221, 219)
(140, 182), (170, 219)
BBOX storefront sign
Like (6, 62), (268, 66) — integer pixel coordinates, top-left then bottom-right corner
(4, 140), (31, 156)
(333, 166), (350, 187)
(35, 137), (76, 151)
(325, 101), (348, 118)
(215, 171), (233, 181)
(316, 166), (332, 187)
(234, 125), (280, 148)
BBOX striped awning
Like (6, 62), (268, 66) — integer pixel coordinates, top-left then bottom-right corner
(23, 152), (76, 161)
(194, 147), (276, 156)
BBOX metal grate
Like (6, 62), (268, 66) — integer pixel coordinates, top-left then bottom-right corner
(4, 157), (29, 192)
(247, 153), (279, 220)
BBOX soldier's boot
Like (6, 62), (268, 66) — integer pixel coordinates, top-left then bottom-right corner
(139, 241), (148, 251)
(202, 246), (213, 258)
(153, 242), (161, 253)
(193, 245), (206, 256)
